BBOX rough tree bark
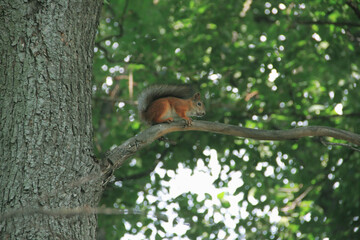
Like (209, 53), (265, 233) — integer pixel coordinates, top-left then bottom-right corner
(0, 0), (103, 239)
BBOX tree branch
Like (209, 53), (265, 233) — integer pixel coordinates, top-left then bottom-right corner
(281, 185), (314, 212)
(320, 137), (360, 152)
(255, 15), (360, 27)
(101, 120), (360, 179)
(96, 0), (130, 43)
(296, 20), (360, 27)
(0, 207), (168, 222)
(94, 43), (121, 63)
(115, 148), (169, 182)
(347, 0), (360, 19)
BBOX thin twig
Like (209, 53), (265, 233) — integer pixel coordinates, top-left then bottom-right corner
(115, 148), (170, 182)
(320, 137), (360, 152)
(346, 0), (360, 19)
(281, 186), (314, 212)
(96, 0), (130, 43)
(297, 20), (360, 27)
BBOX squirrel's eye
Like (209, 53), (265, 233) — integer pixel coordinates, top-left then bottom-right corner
(197, 102), (202, 106)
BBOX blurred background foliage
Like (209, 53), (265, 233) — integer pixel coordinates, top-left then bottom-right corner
(93, 0), (360, 239)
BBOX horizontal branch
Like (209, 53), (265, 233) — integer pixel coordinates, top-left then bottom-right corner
(255, 15), (360, 27)
(1, 207), (167, 222)
(101, 120), (360, 177)
(297, 20), (360, 27)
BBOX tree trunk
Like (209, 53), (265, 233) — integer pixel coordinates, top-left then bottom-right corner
(0, 0), (103, 239)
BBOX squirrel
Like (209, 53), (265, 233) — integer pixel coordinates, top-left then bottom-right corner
(137, 84), (206, 126)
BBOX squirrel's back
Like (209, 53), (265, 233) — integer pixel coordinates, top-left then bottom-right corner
(137, 84), (195, 113)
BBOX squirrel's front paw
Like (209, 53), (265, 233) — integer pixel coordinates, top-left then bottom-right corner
(183, 118), (193, 127)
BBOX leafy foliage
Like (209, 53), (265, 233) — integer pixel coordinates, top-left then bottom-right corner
(93, 0), (360, 239)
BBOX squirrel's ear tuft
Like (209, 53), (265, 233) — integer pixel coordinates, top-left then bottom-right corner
(193, 92), (201, 100)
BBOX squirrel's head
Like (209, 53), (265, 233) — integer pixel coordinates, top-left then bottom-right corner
(191, 92), (206, 117)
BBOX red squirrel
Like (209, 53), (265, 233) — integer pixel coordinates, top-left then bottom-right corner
(137, 84), (206, 126)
